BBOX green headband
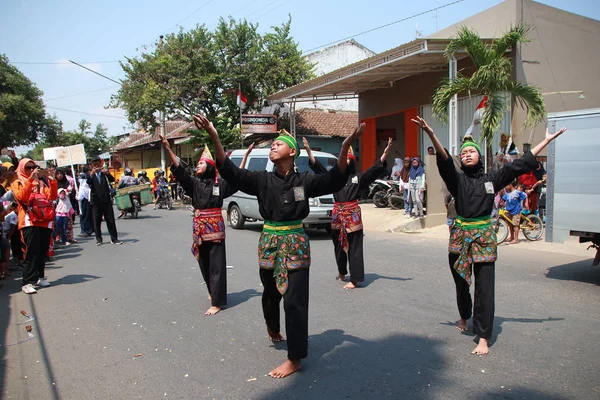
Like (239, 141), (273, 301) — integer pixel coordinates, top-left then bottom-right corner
(275, 135), (300, 159)
(460, 141), (482, 155)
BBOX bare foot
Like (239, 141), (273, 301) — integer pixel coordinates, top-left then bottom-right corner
(471, 338), (489, 355)
(456, 318), (468, 332)
(204, 306), (221, 315)
(207, 294), (212, 300)
(266, 326), (285, 342)
(336, 274), (346, 281)
(268, 359), (302, 379)
(509, 240), (519, 245)
(343, 281), (357, 289)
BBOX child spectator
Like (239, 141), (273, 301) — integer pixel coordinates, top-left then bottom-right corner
(54, 188), (75, 245)
(502, 181), (527, 244)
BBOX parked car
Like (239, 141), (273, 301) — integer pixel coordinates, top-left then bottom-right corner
(223, 148), (338, 231)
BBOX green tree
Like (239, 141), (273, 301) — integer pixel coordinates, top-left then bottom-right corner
(0, 55), (47, 148)
(432, 25), (545, 145)
(109, 16), (313, 137)
(27, 118), (112, 160)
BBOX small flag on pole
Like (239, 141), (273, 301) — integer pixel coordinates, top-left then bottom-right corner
(237, 89), (247, 109)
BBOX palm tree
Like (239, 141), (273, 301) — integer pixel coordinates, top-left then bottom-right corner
(432, 25), (546, 147)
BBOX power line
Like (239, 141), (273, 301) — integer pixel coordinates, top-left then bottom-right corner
(45, 86), (120, 102)
(166, 0), (218, 32)
(46, 106), (127, 119)
(243, 0), (281, 19)
(68, 60), (121, 84)
(9, 60), (119, 65)
(304, 0), (465, 53)
(252, 0), (290, 20)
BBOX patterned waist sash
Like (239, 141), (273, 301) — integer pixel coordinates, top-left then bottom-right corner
(259, 220), (310, 295)
(191, 208), (226, 260)
(449, 215), (496, 285)
(331, 200), (363, 253)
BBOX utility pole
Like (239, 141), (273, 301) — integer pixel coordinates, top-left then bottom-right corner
(160, 110), (167, 173)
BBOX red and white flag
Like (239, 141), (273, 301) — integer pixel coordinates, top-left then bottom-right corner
(236, 90), (247, 109)
(464, 96), (487, 138)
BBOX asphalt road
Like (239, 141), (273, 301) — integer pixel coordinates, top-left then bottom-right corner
(1, 206), (599, 400)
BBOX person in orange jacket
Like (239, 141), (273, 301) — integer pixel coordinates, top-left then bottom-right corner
(11, 158), (58, 294)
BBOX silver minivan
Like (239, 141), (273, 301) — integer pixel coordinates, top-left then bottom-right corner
(223, 148), (338, 231)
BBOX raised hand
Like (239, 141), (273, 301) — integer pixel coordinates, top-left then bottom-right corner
(545, 127), (567, 142)
(246, 142), (255, 154)
(302, 137), (310, 150)
(159, 133), (170, 149)
(411, 116), (433, 135)
(193, 114), (216, 135)
(343, 123), (366, 147)
(381, 137), (393, 163)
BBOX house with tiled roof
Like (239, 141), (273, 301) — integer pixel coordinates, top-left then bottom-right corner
(295, 108), (358, 156)
(112, 121), (196, 173)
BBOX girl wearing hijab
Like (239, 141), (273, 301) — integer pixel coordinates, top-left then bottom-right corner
(398, 157), (411, 216)
(407, 157), (425, 218)
(412, 116), (567, 355)
(54, 169), (76, 244)
(160, 136), (238, 316)
(11, 159), (58, 294)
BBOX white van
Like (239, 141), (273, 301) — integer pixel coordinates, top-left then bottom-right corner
(223, 148), (338, 231)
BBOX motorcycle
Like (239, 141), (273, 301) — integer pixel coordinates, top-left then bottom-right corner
(387, 182), (404, 210)
(121, 192), (142, 219)
(156, 183), (173, 210)
(177, 183), (192, 205)
(372, 180), (401, 208)
(367, 177), (392, 200)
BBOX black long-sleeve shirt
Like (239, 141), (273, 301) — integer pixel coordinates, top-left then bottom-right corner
(218, 157), (348, 222)
(311, 159), (387, 203)
(171, 164), (237, 209)
(437, 150), (537, 219)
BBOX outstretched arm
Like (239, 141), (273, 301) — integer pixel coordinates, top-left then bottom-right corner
(159, 133), (180, 169)
(531, 127), (567, 156)
(239, 142), (255, 170)
(338, 123), (366, 173)
(192, 114), (262, 196)
(303, 137), (316, 165)
(380, 137), (393, 163)
(193, 114), (226, 166)
(411, 116), (447, 160)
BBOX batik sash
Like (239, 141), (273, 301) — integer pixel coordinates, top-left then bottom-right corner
(191, 208), (226, 260)
(331, 200), (363, 253)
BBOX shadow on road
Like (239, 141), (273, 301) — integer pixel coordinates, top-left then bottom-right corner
(440, 315), (565, 347)
(363, 273), (413, 287)
(227, 288), (261, 309)
(259, 329), (448, 399)
(474, 386), (571, 399)
(50, 274), (101, 287)
(545, 258), (600, 286)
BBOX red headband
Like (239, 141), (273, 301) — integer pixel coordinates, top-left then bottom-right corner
(347, 151), (356, 161)
(202, 158), (216, 168)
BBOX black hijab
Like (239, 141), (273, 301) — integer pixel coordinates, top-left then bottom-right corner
(198, 162), (217, 182)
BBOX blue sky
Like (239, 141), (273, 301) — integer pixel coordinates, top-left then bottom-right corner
(1, 0), (597, 151)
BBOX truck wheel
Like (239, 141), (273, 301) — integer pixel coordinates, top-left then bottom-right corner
(229, 204), (245, 229)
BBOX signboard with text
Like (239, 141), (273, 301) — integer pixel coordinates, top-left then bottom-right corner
(241, 114), (278, 135)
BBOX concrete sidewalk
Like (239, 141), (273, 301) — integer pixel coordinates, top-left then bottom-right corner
(360, 204), (596, 259)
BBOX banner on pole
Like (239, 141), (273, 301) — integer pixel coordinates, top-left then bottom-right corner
(43, 147), (61, 161)
(55, 144), (87, 167)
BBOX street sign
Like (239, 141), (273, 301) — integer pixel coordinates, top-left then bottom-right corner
(241, 115), (277, 135)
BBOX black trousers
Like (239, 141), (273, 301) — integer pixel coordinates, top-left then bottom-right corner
(80, 198), (94, 235)
(197, 241), (227, 307)
(331, 229), (365, 282)
(448, 253), (495, 339)
(260, 268), (309, 360)
(11, 231), (23, 261)
(21, 227), (52, 286)
(92, 202), (118, 242)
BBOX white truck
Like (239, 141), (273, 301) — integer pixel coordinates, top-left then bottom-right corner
(545, 108), (600, 265)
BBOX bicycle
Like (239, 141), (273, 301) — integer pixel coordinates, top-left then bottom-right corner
(493, 208), (544, 244)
